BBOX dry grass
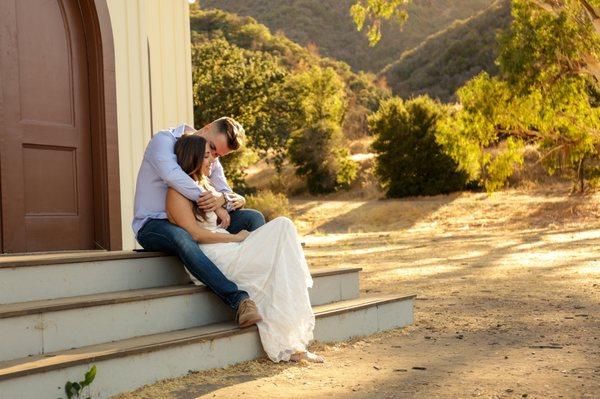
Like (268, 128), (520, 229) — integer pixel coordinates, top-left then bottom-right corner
(113, 183), (600, 399)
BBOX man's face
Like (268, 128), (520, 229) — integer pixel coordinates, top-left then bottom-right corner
(207, 132), (231, 159)
(197, 126), (232, 159)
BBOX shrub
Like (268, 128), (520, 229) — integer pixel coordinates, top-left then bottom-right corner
(369, 96), (468, 197)
(245, 190), (291, 222)
(288, 120), (358, 194)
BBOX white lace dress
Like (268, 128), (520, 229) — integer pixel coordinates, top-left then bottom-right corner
(185, 213), (315, 362)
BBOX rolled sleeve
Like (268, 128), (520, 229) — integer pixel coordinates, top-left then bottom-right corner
(145, 132), (203, 201)
(209, 159), (233, 194)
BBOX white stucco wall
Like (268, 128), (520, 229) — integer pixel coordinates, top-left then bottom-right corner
(106, 0), (194, 249)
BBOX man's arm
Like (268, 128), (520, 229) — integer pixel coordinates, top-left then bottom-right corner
(145, 132), (203, 201)
(209, 159), (233, 193)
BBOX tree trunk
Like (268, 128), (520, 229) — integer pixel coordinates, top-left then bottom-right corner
(576, 156), (586, 193)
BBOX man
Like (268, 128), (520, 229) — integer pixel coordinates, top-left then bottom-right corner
(133, 117), (265, 327)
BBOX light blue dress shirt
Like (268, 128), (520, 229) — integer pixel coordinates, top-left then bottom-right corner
(132, 124), (233, 237)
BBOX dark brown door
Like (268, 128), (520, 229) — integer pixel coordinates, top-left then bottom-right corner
(0, 0), (95, 253)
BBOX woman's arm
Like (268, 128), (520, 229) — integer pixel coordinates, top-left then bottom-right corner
(166, 188), (247, 244)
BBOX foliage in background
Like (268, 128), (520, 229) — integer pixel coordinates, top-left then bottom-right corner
(190, 8), (389, 131)
(191, 38), (287, 188)
(436, 73), (526, 191)
(198, 0), (494, 73)
(369, 97), (468, 197)
(381, 0), (511, 102)
(350, 0), (411, 46)
(441, 0), (600, 192)
(190, 8), (371, 193)
(285, 66), (358, 194)
(289, 121), (358, 194)
(245, 190), (291, 221)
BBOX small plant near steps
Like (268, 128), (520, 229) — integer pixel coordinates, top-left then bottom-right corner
(58, 365), (97, 399)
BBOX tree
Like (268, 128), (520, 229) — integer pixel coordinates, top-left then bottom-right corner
(191, 39), (288, 188)
(437, 1), (600, 192)
(286, 65), (358, 193)
(528, 0), (600, 81)
(192, 39), (287, 145)
(370, 96), (468, 197)
(288, 121), (358, 194)
(436, 73), (526, 192)
(351, 0), (412, 46)
(284, 66), (347, 126)
(497, 0), (600, 191)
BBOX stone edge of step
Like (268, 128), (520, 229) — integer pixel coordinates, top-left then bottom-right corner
(0, 292), (415, 381)
(0, 266), (363, 319)
(0, 251), (167, 269)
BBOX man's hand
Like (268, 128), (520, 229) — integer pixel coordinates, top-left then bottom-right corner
(231, 194), (246, 210)
(225, 192), (246, 210)
(214, 207), (231, 229)
(197, 191), (225, 212)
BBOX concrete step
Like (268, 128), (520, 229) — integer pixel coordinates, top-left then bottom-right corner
(0, 251), (360, 304)
(0, 251), (189, 304)
(0, 293), (415, 399)
(0, 267), (361, 362)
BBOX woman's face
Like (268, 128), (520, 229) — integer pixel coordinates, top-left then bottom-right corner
(200, 146), (214, 177)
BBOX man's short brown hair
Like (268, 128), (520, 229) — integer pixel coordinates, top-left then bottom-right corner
(213, 117), (245, 151)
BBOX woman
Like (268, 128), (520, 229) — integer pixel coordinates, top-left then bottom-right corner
(165, 134), (323, 363)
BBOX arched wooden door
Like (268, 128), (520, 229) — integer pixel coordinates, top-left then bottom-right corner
(0, 0), (96, 253)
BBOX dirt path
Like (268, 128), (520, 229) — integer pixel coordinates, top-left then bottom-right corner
(113, 185), (599, 399)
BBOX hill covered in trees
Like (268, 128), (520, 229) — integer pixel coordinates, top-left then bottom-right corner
(380, 0), (511, 102)
(189, 7), (390, 192)
(189, 7), (389, 133)
(199, 0), (495, 73)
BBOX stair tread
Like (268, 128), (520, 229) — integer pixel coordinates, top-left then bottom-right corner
(0, 250), (167, 269)
(0, 266), (362, 318)
(0, 293), (415, 380)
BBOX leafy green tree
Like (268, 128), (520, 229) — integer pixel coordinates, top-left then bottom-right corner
(285, 66), (347, 126)
(438, 1), (600, 192)
(436, 72), (526, 191)
(286, 66), (358, 193)
(190, 7), (390, 147)
(351, 0), (411, 46)
(192, 38), (287, 144)
(289, 121), (358, 194)
(192, 39), (288, 188)
(499, 0), (600, 191)
(370, 96), (468, 197)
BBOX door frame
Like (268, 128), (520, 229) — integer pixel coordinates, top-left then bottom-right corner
(80, 0), (122, 250)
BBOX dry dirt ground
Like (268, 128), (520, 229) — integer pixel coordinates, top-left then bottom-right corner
(113, 184), (599, 399)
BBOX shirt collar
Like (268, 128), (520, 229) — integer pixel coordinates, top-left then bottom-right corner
(171, 123), (196, 138)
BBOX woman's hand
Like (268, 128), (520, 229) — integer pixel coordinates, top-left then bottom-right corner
(214, 207), (231, 229)
(235, 230), (250, 242)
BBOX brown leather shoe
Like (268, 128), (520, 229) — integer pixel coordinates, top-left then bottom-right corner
(236, 298), (262, 328)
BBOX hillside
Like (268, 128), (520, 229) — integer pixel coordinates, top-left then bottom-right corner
(380, 0), (512, 102)
(189, 8), (390, 138)
(199, 0), (495, 73)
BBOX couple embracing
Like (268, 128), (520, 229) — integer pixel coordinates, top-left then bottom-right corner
(132, 117), (323, 363)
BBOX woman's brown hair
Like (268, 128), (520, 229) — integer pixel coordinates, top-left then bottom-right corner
(174, 134), (209, 221)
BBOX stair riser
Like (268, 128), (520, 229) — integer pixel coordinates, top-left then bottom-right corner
(0, 298), (414, 399)
(0, 257), (189, 304)
(0, 272), (359, 362)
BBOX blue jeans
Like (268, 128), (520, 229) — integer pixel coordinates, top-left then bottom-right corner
(136, 208), (265, 310)
(226, 208), (266, 234)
